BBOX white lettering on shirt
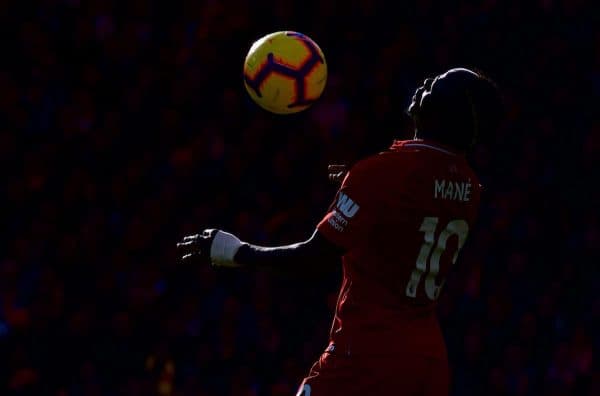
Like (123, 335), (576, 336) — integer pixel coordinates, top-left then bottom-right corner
(434, 179), (472, 202)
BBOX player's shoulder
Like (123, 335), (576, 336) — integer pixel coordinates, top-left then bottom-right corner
(349, 140), (427, 176)
(388, 139), (476, 174)
(349, 139), (479, 185)
(388, 139), (461, 156)
(347, 151), (399, 183)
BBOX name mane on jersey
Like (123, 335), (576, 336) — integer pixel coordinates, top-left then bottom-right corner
(434, 179), (472, 202)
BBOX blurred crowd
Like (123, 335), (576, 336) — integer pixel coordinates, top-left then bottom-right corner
(1, 0), (598, 395)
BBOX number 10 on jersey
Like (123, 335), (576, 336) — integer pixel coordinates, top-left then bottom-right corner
(406, 217), (469, 300)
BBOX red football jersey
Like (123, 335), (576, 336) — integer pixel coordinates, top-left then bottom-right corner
(317, 139), (481, 358)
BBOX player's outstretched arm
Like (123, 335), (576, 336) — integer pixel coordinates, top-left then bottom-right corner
(176, 229), (344, 269)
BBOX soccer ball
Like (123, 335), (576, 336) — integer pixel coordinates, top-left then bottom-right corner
(243, 31), (327, 114)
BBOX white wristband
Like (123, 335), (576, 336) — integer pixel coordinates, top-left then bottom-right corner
(210, 230), (243, 267)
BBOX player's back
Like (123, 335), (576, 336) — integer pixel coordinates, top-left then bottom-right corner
(318, 139), (481, 358)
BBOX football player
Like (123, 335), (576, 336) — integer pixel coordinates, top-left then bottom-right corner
(177, 67), (503, 396)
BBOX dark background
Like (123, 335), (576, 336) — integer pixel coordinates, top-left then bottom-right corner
(1, 0), (598, 395)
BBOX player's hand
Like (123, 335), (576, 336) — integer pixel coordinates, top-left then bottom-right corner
(176, 229), (244, 267)
(328, 164), (347, 184)
(176, 229), (218, 265)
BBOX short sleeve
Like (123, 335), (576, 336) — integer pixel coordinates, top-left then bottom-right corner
(317, 159), (382, 250)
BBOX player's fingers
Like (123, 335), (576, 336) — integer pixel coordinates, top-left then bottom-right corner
(328, 164), (346, 172)
(180, 252), (209, 265)
(181, 253), (201, 262)
(176, 241), (196, 248)
(182, 234), (199, 242)
(176, 241), (199, 256)
(329, 171), (347, 182)
(180, 252), (200, 264)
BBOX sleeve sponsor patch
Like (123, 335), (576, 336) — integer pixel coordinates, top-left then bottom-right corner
(326, 192), (360, 233)
(336, 192), (360, 218)
(317, 164), (373, 249)
(327, 210), (348, 232)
